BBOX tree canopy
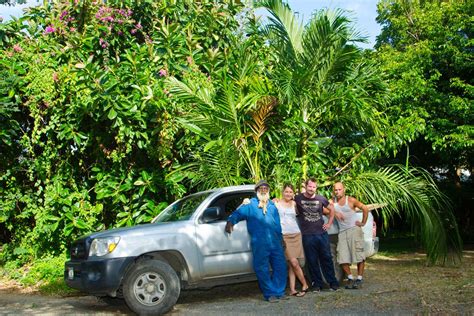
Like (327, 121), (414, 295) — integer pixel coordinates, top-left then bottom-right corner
(0, 0), (466, 265)
(375, 0), (473, 174)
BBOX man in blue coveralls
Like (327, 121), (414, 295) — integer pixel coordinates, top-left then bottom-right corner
(225, 180), (288, 302)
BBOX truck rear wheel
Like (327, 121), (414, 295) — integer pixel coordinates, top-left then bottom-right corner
(123, 259), (180, 315)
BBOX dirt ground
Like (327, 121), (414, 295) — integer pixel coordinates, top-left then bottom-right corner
(1, 251), (473, 315)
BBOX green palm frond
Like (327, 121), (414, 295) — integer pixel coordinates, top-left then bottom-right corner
(165, 51), (275, 183)
(228, 41), (266, 86)
(166, 76), (214, 107)
(320, 61), (389, 138)
(302, 10), (363, 85)
(255, 0), (304, 56)
(342, 165), (462, 264)
(321, 8), (367, 44)
(171, 145), (247, 190)
(272, 68), (297, 102)
(213, 80), (242, 124)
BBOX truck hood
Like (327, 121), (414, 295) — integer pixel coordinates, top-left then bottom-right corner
(84, 220), (196, 259)
(85, 221), (190, 240)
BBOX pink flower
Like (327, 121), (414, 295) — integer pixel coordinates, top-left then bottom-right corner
(52, 72), (59, 82)
(44, 25), (55, 34)
(159, 69), (167, 77)
(59, 10), (68, 20)
(130, 29), (137, 34)
(99, 38), (109, 48)
(13, 44), (22, 52)
(70, 27), (76, 32)
(135, 23), (142, 29)
(186, 56), (193, 64)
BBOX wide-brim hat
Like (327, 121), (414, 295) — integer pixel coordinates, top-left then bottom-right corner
(255, 180), (270, 191)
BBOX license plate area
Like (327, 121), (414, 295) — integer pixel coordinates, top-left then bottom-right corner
(68, 267), (74, 280)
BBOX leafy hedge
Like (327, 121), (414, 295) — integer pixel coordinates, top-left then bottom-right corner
(0, 0), (250, 263)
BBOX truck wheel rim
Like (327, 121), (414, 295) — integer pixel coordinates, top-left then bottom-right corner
(133, 272), (166, 306)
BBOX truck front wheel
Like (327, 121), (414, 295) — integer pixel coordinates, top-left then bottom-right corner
(123, 259), (180, 315)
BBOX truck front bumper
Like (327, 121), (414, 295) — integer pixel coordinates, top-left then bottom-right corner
(64, 257), (135, 296)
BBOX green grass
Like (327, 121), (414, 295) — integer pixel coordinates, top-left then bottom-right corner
(0, 253), (80, 296)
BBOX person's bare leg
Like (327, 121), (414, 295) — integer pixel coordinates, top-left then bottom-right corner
(357, 261), (365, 277)
(289, 258), (307, 296)
(293, 263), (309, 291)
(288, 261), (297, 294)
(341, 263), (352, 278)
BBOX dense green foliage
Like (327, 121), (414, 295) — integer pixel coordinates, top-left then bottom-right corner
(0, 0), (247, 263)
(374, 0), (473, 173)
(0, 0), (467, 281)
(373, 0), (473, 242)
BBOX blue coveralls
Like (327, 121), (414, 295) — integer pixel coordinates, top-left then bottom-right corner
(228, 197), (287, 300)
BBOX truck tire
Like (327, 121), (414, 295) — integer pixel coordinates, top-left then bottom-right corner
(123, 259), (180, 316)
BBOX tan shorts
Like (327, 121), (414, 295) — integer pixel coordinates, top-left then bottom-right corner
(337, 226), (365, 264)
(283, 233), (305, 260)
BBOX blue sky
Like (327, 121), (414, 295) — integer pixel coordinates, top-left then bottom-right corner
(0, 0), (40, 21)
(274, 0), (381, 48)
(1, 0), (382, 48)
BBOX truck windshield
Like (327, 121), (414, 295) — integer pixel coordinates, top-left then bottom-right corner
(152, 192), (212, 223)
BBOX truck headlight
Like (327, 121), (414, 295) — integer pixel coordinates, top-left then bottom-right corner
(89, 237), (120, 257)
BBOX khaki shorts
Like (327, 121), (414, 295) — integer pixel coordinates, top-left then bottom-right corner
(337, 226), (365, 264)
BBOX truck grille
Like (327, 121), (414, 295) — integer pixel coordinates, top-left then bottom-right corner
(69, 238), (90, 260)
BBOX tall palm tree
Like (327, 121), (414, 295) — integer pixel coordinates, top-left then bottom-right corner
(256, 0), (461, 263)
(256, 0), (387, 180)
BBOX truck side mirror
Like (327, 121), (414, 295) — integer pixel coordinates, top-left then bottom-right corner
(201, 207), (222, 223)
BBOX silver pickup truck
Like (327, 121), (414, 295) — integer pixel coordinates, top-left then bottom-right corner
(64, 185), (378, 315)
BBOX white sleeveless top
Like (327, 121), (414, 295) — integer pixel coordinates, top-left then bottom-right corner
(276, 202), (301, 234)
(334, 196), (358, 232)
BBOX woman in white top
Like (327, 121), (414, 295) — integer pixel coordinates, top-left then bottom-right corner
(276, 184), (309, 297)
